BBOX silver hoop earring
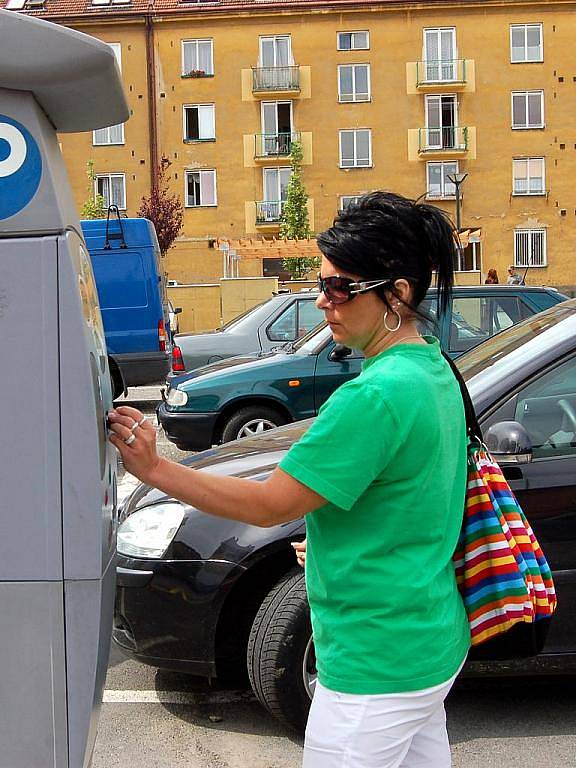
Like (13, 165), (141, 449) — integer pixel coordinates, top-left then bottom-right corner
(384, 307), (402, 333)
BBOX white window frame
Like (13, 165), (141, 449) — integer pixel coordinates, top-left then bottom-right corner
(339, 129), (372, 168)
(94, 173), (126, 210)
(92, 44), (125, 145)
(258, 35), (294, 67)
(93, 124), (125, 146)
(260, 100), (294, 135)
(510, 23), (543, 63)
(337, 64), (371, 102)
(511, 90), (544, 129)
(182, 104), (216, 142)
(336, 31), (370, 51)
(512, 157), (546, 196)
(181, 39), (214, 76)
(422, 28), (457, 82)
(426, 161), (458, 199)
(92, 0), (130, 6)
(263, 167), (292, 202)
(340, 195), (362, 210)
(514, 229), (547, 267)
(184, 169), (217, 207)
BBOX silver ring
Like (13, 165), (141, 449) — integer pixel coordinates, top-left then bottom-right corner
(130, 417), (147, 432)
(123, 434), (136, 445)
(138, 417), (147, 427)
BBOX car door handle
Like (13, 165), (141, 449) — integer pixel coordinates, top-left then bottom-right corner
(501, 465), (524, 482)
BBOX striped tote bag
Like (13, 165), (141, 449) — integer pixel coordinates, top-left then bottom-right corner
(453, 443), (557, 655)
(442, 351), (557, 658)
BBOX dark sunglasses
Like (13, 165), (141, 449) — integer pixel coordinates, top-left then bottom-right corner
(317, 274), (394, 305)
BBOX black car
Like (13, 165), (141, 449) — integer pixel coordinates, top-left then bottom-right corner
(114, 300), (576, 732)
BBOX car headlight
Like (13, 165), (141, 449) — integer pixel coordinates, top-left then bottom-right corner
(166, 387), (188, 407)
(117, 503), (185, 558)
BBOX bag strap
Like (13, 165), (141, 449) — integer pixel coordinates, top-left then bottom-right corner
(441, 351), (483, 443)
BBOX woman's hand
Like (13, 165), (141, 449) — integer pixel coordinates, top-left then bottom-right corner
(108, 406), (163, 485)
(291, 538), (307, 568)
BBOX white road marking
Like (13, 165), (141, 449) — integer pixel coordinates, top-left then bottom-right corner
(103, 690), (253, 705)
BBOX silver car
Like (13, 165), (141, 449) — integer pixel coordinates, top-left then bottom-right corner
(170, 291), (323, 377)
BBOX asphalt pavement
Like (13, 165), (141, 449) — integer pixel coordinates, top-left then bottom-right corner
(98, 387), (576, 767)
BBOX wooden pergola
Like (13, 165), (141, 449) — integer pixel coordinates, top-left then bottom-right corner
(216, 237), (321, 260)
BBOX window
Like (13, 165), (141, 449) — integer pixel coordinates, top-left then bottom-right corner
(512, 91), (544, 128)
(448, 296), (532, 354)
(185, 169), (217, 207)
(337, 31), (369, 50)
(259, 35), (293, 67)
(260, 101), (294, 154)
(513, 356), (576, 459)
(338, 64), (370, 102)
(426, 161), (458, 198)
(339, 129), (371, 168)
(181, 39), (213, 76)
(95, 173), (126, 210)
(425, 95), (461, 149)
(258, 167), (291, 222)
(340, 195), (362, 210)
(93, 124), (124, 146)
(93, 44), (124, 145)
(91, 0), (130, 5)
(513, 157), (545, 195)
(183, 104), (215, 141)
(510, 23), (543, 63)
(515, 229), (546, 267)
(267, 300), (323, 341)
(423, 28), (457, 81)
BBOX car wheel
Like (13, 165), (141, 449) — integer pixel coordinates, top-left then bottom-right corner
(221, 405), (287, 443)
(247, 568), (316, 733)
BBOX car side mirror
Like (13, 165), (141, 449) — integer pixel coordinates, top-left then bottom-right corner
(329, 344), (352, 362)
(484, 420), (533, 465)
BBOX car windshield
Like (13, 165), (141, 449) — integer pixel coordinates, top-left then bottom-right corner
(293, 321), (330, 355)
(457, 302), (576, 381)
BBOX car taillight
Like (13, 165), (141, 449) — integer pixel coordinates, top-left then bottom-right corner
(172, 345), (185, 372)
(158, 320), (167, 352)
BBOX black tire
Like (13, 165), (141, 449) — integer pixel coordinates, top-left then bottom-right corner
(247, 568), (315, 733)
(221, 405), (287, 443)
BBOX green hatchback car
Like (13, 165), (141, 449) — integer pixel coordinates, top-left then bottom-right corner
(159, 285), (567, 451)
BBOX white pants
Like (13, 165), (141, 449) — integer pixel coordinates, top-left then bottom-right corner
(303, 671), (459, 768)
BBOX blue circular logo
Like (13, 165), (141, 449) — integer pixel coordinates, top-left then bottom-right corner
(0, 115), (42, 220)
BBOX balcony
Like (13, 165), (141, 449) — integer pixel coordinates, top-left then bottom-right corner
(255, 200), (285, 225)
(418, 127), (468, 155)
(416, 59), (467, 88)
(254, 132), (300, 160)
(252, 66), (300, 95)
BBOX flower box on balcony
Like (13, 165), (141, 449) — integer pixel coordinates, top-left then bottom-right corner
(182, 70), (210, 78)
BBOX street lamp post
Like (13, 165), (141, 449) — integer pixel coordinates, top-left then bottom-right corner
(447, 172), (468, 269)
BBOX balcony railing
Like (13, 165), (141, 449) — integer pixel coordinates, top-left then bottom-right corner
(418, 127), (468, 153)
(255, 200), (285, 224)
(254, 131), (300, 158)
(416, 59), (467, 86)
(252, 66), (300, 93)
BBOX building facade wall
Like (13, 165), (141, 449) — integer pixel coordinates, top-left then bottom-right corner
(45, 1), (576, 291)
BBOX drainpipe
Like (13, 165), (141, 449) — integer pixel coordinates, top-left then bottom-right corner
(145, 6), (159, 193)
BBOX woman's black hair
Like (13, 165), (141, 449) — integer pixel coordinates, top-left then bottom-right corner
(316, 191), (456, 315)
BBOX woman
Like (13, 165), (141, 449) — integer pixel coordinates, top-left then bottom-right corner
(484, 268), (499, 284)
(109, 192), (470, 768)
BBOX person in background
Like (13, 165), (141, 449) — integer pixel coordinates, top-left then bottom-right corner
(108, 192), (470, 768)
(507, 265), (524, 285)
(484, 268), (499, 284)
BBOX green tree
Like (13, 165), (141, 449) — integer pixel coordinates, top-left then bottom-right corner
(80, 160), (106, 219)
(279, 141), (319, 280)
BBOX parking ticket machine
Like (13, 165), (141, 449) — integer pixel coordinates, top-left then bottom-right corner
(0, 10), (129, 767)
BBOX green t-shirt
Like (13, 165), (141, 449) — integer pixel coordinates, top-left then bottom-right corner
(279, 337), (470, 695)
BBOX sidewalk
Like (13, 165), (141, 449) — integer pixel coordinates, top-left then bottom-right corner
(116, 385), (164, 404)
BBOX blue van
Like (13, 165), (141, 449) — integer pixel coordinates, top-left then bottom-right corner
(81, 215), (171, 395)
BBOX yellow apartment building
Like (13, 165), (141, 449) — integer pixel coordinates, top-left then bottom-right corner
(4, 0), (576, 291)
